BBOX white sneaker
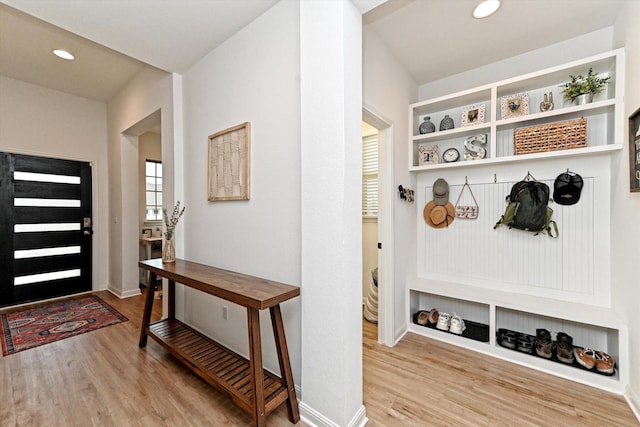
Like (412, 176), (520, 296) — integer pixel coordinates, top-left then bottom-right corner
(449, 313), (466, 335)
(436, 312), (451, 331)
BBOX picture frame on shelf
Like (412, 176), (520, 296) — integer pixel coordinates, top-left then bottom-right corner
(501, 93), (530, 119)
(418, 143), (439, 166)
(207, 122), (251, 201)
(629, 107), (640, 192)
(461, 104), (486, 127)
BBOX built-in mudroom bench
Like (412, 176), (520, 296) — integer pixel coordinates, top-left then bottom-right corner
(407, 49), (629, 394)
(138, 258), (300, 427)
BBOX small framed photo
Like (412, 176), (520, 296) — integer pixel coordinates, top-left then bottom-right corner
(461, 104), (486, 127)
(142, 228), (152, 238)
(501, 93), (530, 119)
(418, 143), (439, 166)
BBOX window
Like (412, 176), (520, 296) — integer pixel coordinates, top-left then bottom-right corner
(145, 160), (162, 220)
(362, 133), (378, 217)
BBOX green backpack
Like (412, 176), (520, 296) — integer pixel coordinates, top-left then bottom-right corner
(494, 179), (558, 237)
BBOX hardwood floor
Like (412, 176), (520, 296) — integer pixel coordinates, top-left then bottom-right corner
(0, 290), (299, 427)
(1, 292), (637, 426)
(362, 320), (638, 426)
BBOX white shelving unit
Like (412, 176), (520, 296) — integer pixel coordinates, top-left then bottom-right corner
(408, 49), (624, 171)
(407, 49), (628, 393)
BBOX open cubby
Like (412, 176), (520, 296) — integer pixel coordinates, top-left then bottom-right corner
(408, 290), (491, 350)
(495, 307), (620, 378)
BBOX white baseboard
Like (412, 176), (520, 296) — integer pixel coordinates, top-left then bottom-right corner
(394, 324), (408, 346)
(107, 286), (141, 299)
(299, 402), (367, 427)
(347, 405), (368, 427)
(626, 385), (640, 423)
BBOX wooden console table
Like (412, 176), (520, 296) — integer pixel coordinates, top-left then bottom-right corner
(138, 258), (300, 426)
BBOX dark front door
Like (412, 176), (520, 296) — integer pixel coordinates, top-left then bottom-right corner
(0, 152), (92, 307)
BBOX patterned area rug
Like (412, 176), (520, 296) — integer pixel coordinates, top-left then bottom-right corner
(0, 294), (128, 356)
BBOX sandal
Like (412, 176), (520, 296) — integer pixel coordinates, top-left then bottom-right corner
(416, 310), (430, 325)
(500, 330), (518, 349)
(427, 309), (439, 324)
(516, 333), (535, 354)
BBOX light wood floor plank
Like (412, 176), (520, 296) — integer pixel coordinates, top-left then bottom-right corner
(362, 320), (637, 426)
(1, 292), (637, 426)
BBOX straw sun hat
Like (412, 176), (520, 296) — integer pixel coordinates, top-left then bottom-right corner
(423, 178), (455, 229)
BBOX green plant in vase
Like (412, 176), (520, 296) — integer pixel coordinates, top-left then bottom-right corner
(560, 67), (611, 105)
(162, 201), (185, 263)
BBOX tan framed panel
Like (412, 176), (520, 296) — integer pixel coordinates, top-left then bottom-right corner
(207, 122), (251, 201)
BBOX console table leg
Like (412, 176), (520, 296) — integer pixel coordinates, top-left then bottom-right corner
(167, 279), (175, 320)
(270, 305), (300, 423)
(139, 272), (157, 348)
(247, 307), (266, 427)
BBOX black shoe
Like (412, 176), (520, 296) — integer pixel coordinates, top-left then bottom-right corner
(556, 332), (574, 364)
(535, 328), (552, 358)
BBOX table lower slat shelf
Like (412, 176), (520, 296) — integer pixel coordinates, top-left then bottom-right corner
(147, 318), (289, 414)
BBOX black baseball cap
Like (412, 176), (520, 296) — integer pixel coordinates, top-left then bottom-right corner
(553, 172), (583, 206)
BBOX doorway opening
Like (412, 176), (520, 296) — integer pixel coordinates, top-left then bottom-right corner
(118, 109), (163, 304)
(362, 108), (394, 346)
(138, 131), (163, 293)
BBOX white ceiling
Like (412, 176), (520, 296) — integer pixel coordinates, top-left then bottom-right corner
(0, 0), (627, 102)
(0, 3), (149, 102)
(365, 0), (626, 84)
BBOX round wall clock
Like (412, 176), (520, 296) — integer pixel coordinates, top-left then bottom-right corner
(442, 147), (460, 163)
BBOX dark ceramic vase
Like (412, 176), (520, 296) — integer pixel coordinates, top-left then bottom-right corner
(439, 114), (454, 131)
(419, 117), (435, 134)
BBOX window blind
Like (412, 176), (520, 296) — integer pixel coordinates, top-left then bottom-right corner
(362, 134), (378, 217)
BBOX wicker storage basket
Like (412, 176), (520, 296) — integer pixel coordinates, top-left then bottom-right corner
(514, 118), (587, 155)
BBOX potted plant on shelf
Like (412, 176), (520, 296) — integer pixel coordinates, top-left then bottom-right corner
(560, 67), (611, 105)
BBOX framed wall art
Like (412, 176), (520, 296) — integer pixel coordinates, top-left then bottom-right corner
(500, 93), (530, 119)
(630, 107), (640, 192)
(207, 122), (251, 201)
(461, 103), (486, 127)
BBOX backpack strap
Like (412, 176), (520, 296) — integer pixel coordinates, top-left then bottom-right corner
(546, 220), (559, 238)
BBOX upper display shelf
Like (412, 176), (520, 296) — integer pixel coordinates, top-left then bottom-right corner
(408, 49), (625, 171)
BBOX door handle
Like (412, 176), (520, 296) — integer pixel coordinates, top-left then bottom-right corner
(84, 230), (93, 236)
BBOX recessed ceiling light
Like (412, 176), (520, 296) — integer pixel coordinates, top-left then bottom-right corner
(473, 0), (501, 19)
(53, 49), (75, 60)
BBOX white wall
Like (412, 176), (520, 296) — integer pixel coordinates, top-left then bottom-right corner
(612, 0), (640, 415)
(181, 1), (366, 424)
(180, 0), (302, 399)
(107, 67), (176, 298)
(299, 0), (364, 424)
(0, 75), (109, 291)
(363, 27), (418, 340)
(419, 27), (615, 100)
